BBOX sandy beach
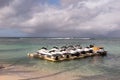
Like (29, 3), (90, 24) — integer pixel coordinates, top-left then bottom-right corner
(0, 65), (79, 80)
(0, 75), (21, 80)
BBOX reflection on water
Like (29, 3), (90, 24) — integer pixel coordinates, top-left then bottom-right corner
(90, 56), (105, 64)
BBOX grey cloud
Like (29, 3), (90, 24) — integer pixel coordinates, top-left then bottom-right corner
(0, 0), (120, 37)
(20, 0), (120, 37)
(61, 0), (85, 6)
(107, 30), (120, 37)
(0, 0), (11, 8)
(0, 0), (43, 28)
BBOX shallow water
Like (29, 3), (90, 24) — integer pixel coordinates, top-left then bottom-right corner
(0, 38), (120, 80)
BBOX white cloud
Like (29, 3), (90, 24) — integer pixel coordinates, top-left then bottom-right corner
(83, 0), (111, 9)
(0, 0), (120, 37)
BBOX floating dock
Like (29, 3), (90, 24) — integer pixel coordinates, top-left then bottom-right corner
(27, 45), (107, 62)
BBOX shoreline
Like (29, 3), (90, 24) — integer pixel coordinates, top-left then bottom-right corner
(0, 64), (79, 80)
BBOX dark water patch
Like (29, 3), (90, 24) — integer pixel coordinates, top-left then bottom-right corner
(0, 37), (21, 39)
(0, 48), (29, 52)
(1, 56), (36, 69)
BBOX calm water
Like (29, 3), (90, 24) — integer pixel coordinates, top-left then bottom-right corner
(0, 38), (120, 79)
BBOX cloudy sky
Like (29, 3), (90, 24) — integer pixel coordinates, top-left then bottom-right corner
(0, 0), (120, 37)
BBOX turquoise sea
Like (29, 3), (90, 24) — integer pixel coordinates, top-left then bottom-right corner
(0, 38), (120, 80)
